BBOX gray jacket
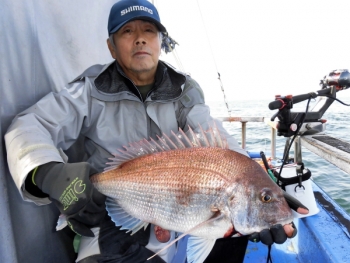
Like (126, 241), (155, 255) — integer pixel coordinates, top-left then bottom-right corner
(5, 60), (246, 205)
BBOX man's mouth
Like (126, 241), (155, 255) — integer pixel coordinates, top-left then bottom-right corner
(134, 51), (149, 56)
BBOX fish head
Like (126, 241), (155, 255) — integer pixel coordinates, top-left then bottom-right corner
(226, 159), (294, 235)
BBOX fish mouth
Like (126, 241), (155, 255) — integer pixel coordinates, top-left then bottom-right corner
(231, 232), (243, 237)
(270, 216), (294, 227)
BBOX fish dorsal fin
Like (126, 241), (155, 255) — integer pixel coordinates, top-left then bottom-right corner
(105, 197), (149, 235)
(105, 122), (228, 171)
(147, 211), (224, 261)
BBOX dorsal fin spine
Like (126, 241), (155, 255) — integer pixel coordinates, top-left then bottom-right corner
(188, 125), (201, 147)
(150, 137), (164, 152)
(141, 139), (157, 153)
(199, 124), (210, 147)
(178, 128), (192, 147)
(171, 130), (186, 149)
(105, 124), (228, 171)
(156, 135), (171, 151)
(162, 132), (178, 150)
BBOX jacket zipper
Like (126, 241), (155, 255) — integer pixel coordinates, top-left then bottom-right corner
(116, 68), (158, 137)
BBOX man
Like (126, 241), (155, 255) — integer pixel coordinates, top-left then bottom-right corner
(5, 0), (305, 262)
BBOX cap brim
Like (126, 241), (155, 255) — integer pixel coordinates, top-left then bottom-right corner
(109, 16), (167, 35)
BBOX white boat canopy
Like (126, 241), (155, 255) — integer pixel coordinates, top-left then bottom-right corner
(0, 1), (120, 262)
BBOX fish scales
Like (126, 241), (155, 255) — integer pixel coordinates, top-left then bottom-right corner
(92, 144), (293, 238)
(90, 126), (294, 262)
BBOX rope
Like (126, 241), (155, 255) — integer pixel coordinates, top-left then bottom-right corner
(217, 73), (232, 117)
(195, 0), (232, 116)
(266, 245), (273, 263)
(172, 49), (185, 72)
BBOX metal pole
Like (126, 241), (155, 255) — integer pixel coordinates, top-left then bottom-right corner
(271, 127), (276, 159)
(241, 121), (247, 150)
(282, 138), (291, 163)
(294, 135), (303, 163)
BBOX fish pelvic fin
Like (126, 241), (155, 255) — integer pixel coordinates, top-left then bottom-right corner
(106, 121), (228, 171)
(105, 197), (149, 235)
(147, 211), (224, 261)
(186, 236), (216, 263)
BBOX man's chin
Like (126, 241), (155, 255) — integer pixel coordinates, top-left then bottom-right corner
(130, 64), (157, 74)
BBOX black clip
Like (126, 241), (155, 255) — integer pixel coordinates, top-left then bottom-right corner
(295, 163), (305, 191)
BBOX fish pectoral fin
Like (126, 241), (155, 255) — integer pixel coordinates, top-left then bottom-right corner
(147, 212), (224, 261)
(187, 236), (216, 263)
(105, 197), (149, 235)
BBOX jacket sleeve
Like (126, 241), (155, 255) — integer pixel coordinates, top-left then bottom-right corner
(176, 77), (249, 157)
(4, 81), (90, 204)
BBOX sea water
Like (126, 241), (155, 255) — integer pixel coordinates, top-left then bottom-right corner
(207, 98), (350, 214)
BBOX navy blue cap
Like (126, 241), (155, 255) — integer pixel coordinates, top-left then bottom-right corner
(108, 0), (167, 35)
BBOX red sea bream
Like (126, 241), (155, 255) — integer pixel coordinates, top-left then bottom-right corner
(90, 125), (294, 262)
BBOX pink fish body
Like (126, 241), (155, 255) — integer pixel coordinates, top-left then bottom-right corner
(92, 147), (292, 236)
(90, 125), (294, 262)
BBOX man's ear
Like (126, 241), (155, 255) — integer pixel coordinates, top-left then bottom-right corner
(107, 37), (117, 59)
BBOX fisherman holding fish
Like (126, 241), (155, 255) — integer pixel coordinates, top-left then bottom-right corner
(5, 0), (308, 262)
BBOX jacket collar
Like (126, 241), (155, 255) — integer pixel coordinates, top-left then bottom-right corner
(93, 60), (187, 101)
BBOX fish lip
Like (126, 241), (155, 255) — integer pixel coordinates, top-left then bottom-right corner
(271, 216), (294, 226)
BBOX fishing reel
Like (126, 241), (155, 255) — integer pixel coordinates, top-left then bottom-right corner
(320, 69), (350, 91)
(269, 69), (350, 137)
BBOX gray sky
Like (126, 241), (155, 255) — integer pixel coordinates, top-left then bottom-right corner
(155, 0), (350, 102)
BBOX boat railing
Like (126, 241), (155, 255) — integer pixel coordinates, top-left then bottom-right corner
(218, 116), (276, 157)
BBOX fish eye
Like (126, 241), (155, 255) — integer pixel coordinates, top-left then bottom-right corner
(261, 194), (272, 203)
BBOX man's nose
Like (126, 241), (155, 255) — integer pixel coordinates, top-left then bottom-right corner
(135, 38), (146, 45)
(135, 31), (147, 45)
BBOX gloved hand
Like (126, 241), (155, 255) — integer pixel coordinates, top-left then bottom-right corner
(34, 162), (106, 237)
(248, 191), (308, 245)
(283, 191), (309, 215)
(248, 223), (297, 245)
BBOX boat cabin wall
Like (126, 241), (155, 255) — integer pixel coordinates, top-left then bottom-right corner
(0, 1), (116, 262)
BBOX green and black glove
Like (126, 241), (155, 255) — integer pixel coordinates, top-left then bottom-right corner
(32, 162), (106, 237)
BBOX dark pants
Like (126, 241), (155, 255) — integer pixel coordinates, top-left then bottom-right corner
(204, 236), (248, 263)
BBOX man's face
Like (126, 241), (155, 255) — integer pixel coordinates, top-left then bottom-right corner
(108, 20), (161, 81)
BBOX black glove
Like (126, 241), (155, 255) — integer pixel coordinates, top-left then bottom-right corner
(248, 223), (297, 245)
(34, 162), (106, 237)
(283, 191), (309, 214)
